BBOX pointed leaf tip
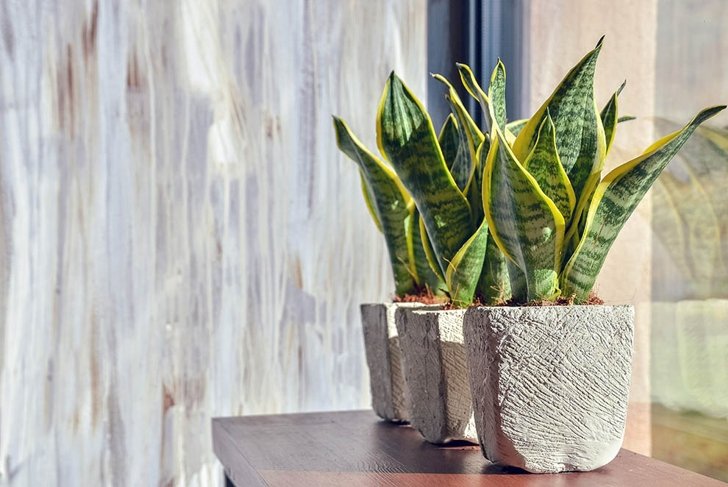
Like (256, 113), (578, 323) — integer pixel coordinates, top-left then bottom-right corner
(595, 35), (605, 50)
(617, 80), (627, 96)
(694, 105), (726, 124)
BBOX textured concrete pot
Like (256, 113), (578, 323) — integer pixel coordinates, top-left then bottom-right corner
(463, 305), (635, 473)
(396, 308), (477, 444)
(360, 303), (417, 422)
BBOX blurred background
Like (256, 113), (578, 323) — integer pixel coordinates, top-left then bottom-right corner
(0, 0), (725, 485)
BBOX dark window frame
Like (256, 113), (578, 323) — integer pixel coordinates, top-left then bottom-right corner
(427, 0), (528, 128)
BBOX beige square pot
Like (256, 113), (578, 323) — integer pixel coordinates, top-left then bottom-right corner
(360, 303), (414, 422)
(395, 308), (477, 444)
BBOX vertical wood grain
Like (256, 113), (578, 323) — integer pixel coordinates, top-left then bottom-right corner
(0, 1), (426, 484)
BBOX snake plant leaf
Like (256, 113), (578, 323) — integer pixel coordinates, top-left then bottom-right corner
(418, 216), (445, 282)
(513, 38), (607, 203)
(445, 219), (489, 306)
(432, 74), (484, 191)
(506, 119), (528, 137)
(411, 210), (445, 292)
(467, 137), (490, 223)
(456, 63), (491, 126)
(359, 173), (383, 232)
(438, 114), (463, 170)
(377, 72), (475, 276)
(561, 105), (727, 301)
(455, 63), (491, 114)
(333, 116), (415, 295)
(601, 81), (626, 155)
(483, 128), (565, 301)
(457, 61), (518, 143)
(488, 60), (508, 129)
(618, 115), (636, 123)
(507, 260), (528, 303)
(524, 113), (577, 221)
(474, 137), (510, 304)
(478, 236), (513, 305)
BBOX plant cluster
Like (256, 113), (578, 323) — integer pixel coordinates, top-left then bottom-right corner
(334, 38), (724, 307)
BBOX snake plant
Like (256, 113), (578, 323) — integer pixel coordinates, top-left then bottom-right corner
(335, 37), (725, 306)
(333, 117), (443, 296)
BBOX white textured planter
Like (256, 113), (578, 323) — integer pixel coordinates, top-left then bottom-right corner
(360, 303), (414, 422)
(396, 308), (477, 444)
(463, 305), (634, 473)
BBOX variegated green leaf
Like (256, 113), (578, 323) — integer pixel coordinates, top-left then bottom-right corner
(432, 74), (484, 192)
(507, 260), (528, 303)
(467, 137), (490, 224)
(562, 81), (628, 253)
(410, 210), (445, 292)
(333, 116), (415, 295)
(506, 119), (528, 137)
(483, 128), (565, 301)
(359, 173), (383, 232)
(561, 105), (726, 301)
(438, 114), (463, 170)
(455, 63), (490, 111)
(457, 61), (518, 142)
(487, 60), (507, 129)
(618, 115), (636, 123)
(418, 215), (445, 282)
(478, 236), (512, 305)
(523, 113), (576, 221)
(377, 72), (475, 276)
(601, 80), (626, 155)
(512, 38), (606, 203)
(445, 219), (489, 307)
(456, 63), (490, 126)
(473, 137), (509, 303)
(454, 62), (507, 224)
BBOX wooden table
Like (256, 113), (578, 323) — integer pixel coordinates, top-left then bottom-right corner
(212, 410), (726, 486)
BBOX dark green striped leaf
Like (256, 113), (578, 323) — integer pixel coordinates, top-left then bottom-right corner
(483, 128), (565, 301)
(410, 210), (445, 292)
(377, 72), (475, 277)
(333, 116), (415, 295)
(474, 138), (510, 303)
(359, 173), (383, 232)
(488, 60), (507, 130)
(523, 113), (576, 222)
(446, 219), (489, 307)
(506, 119), (528, 137)
(601, 81), (625, 155)
(456, 63), (490, 126)
(418, 216), (445, 282)
(478, 236), (512, 305)
(562, 81), (628, 253)
(561, 105), (726, 301)
(467, 137), (490, 224)
(512, 38), (606, 203)
(507, 260), (528, 303)
(438, 114), (463, 170)
(432, 74), (484, 192)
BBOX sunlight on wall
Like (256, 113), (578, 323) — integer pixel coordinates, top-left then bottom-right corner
(0, 1), (426, 485)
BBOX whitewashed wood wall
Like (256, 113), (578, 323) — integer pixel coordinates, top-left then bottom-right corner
(0, 1), (426, 485)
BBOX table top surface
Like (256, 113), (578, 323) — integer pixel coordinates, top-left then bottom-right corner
(212, 410), (726, 487)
